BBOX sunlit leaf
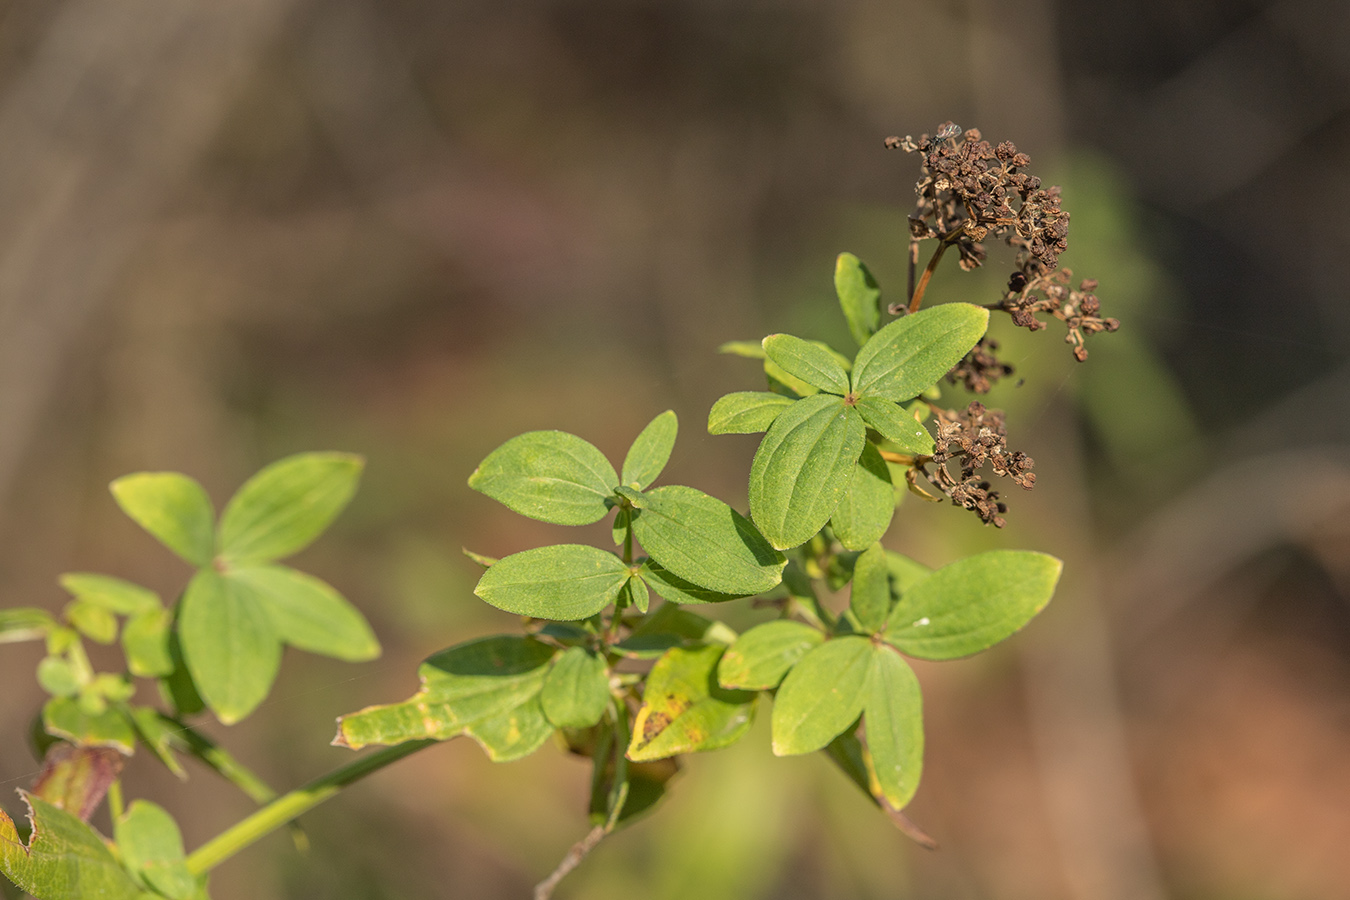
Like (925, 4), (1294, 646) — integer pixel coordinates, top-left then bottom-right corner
(630, 485), (785, 595)
(467, 431), (618, 526)
(226, 565), (379, 662)
(885, 550), (1061, 659)
(109, 472), (216, 567)
(717, 620), (824, 690)
(178, 570), (282, 724)
(771, 636), (871, 756)
(707, 391), (796, 435)
(851, 304), (988, 401)
(473, 544), (631, 621)
(121, 609), (174, 679)
(835, 252), (882, 347)
(621, 410), (678, 490)
(41, 699), (135, 755)
(115, 800), (196, 900)
(59, 575), (159, 616)
(829, 443), (895, 551)
(64, 602), (117, 645)
(853, 397), (935, 455)
(0, 792), (146, 900)
(540, 647), (611, 729)
(863, 648), (923, 809)
(334, 636), (555, 750)
(762, 334), (850, 395)
(626, 645), (755, 762)
(0, 608), (55, 644)
(217, 453), (364, 564)
(749, 394), (866, 549)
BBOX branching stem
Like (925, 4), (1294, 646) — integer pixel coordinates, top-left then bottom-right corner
(184, 740), (435, 876)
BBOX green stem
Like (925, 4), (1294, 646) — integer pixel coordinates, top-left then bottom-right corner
(184, 740), (435, 876)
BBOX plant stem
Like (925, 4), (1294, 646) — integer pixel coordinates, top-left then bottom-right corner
(184, 739), (435, 876)
(907, 241), (949, 314)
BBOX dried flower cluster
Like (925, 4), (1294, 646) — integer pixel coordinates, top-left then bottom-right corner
(886, 123), (1069, 272)
(915, 402), (1035, 528)
(1000, 270), (1120, 361)
(946, 337), (1014, 394)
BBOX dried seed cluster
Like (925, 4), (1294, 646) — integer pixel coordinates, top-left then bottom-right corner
(946, 337), (1014, 394)
(921, 402), (1035, 528)
(887, 122), (1069, 272)
(1000, 270), (1120, 361)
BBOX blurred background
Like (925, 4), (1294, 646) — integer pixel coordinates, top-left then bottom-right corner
(1, 0), (1348, 897)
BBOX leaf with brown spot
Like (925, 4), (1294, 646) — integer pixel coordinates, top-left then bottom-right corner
(626, 644), (755, 762)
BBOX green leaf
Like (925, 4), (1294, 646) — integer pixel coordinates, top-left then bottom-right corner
(618, 574), (649, 614)
(849, 543), (891, 634)
(333, 636), (555, 752)
(717, 340), (766, 359)
(473, 545), (631, 620)
(621, 410), (677, 490)
(121, 609), (174, 678)
(885, 550), (1062, 659)
(626, 645), (756, 762)
(540, 647), (611, 729)
(864, 648), (923, 809)
(126, 707), (186, 779)
(835, 252), (882, 347)
(59, 575), (160, 616)
(0, 792), (147, 900)
(749, 394), (867, 550)
(216, 452), (363, 564)
(886, 551), (932, 595)
(65, 602), (118, 645)
(115, 801), (196, 900)
(467, 431), (618, 526)
(156, 630), (205, 718)
(36, 658), (80, 697)
(41, 698), (136, 754)
(762, 334), (850, 395)
(225, 565), (380, 662)
(630, 485), (786, 595)
(707, 391), (796, 435)
(823, 730), (874, 803)
(829, 443), (895, 552)
(463, 695), (555, 762)
(178, 570), (283, 724)
(637, 560), (749, 605)
(771, 636), (872, 756)
(627, 602), (738, 646)
(109, 472), (216, 567)
(718, 620), (824, 690)
(854, 397), (935, 455)
(0, 607), (55, 644)
(850, 303), (989, 401)
(611, 506), (631, 546)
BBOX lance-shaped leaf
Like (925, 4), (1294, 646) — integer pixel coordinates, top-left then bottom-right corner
(638, 560), (749, 605)
(885, 550), (1062, 659)
(115, 800), (196, 900)
(217, 452), (364, 564)
(626, 644), (756, 762)
(749, 394), (866, 550)
(618, 573), (650, 613)
(718, 620), (824, 690)
(178, 569), (283, 724)
(109, 472), (216, 567)
(763, 334), (850, 395)
(0, 793), (147, 900)
(226, 565), (379, 662)
(333, 636), (555, 751)
(836, 252), (882, 347)
(864, 648), (923, 809)
(854, 397), (935, 456)
(41, 699), (136, 755)
(848, 543), (891, 634)
(621, 410), (677, 490)
(850, 303), (989, 401)
(771, 636), (872, 756)
(630, 485), (785, 595)
(474, 544), (631, 620)
(830, 443), (895, 552)
(468, 431), (618, 526)
(540, 647), (611, 729)
(707, 391), (796, 435)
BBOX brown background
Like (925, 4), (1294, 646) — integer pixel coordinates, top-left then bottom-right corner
(1, 0), (1348, 897)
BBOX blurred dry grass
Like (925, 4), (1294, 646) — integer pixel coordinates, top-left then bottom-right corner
(1, 1), (1349, 898)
